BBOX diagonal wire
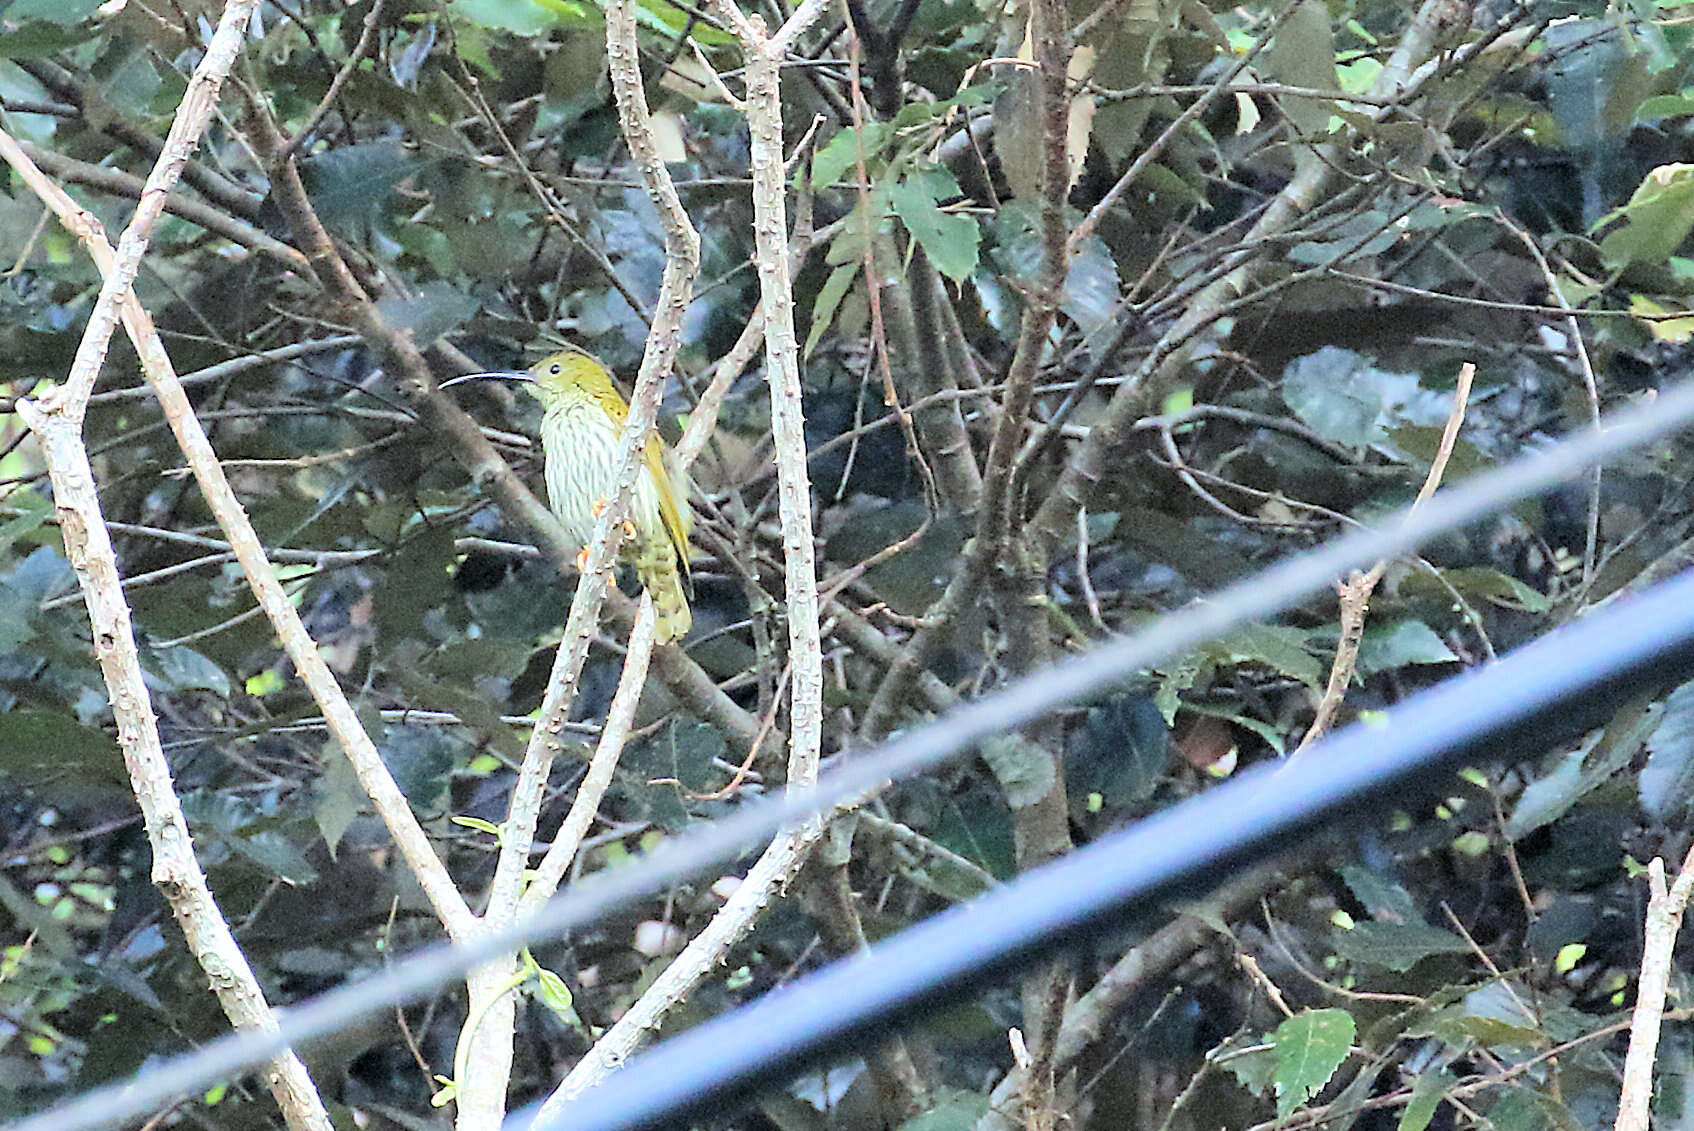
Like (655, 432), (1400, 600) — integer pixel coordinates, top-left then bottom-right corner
(13, 378), (1694, 1131)
(543, 562), (1694, 1131)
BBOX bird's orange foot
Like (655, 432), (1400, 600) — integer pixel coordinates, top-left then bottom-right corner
(622, 520), (637, 538)
(575, 548), (589, 571)
(591, 499), (607, 517)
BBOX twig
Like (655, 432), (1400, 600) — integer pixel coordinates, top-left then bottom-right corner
(1238, 954), (1295, 1018)
(976, 858), (1301, 1131)
(855, 811), (998, 894)
(522, 597), (658, 905)
(17, 401), (335, 1131)
(480, 0), (702, 934)
(13, 58), (260, 220)
(87, 336), (364, 404)
(1030, 0), (1467, 551)
(0, 128), (477, 941)
(1294, 361), (1473, 754)
(542, 817), (831, 1107)
(275, 0), (388, 162)
(1489, 206), (1602, 586)
(844, 19), (943, 514)
(39, 0), (260, 420)
(534, 0), (838, 1112)
(674, 299), (765, 473)
(452, 0), (705, 1120)
(0, 5), (332, 1122)
(1616, 852), (1694, 1131)
(1068, 3), (1290, 255)
(14, 141), (309, 272)
(441, 47), (654, 326)
(709, 0), (832, 784)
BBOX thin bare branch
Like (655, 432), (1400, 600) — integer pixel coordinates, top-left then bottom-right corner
(1294, 361), (1474, 753)
(0, 124), (478, 941)
(1616, 853), (1694, 1131)
(275, 0), (388, 162)
(523, 598), (658, 905)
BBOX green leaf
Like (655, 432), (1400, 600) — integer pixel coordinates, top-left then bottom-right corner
(894, 847), (993, 902)
(1209, 623), (1325, 689)
(1332, 921), (1469, 972)
(1485, 1089), (1557, 1131)
(1402, 567), (1551, 613)
(1355, 620), (1457, 676)
(1397, 1070), (1451, 1131)
(1180, 700), (1283, 758)
(0, 21), (96, 56)
(895, 1089), (990, 1131)
(1116, 505), (1256, 588)
(380, 724), (453, 814)
(631, 0), (730, 44)
(376, 524), (457, 640)
(889, 167), (979, 283)
(1637, 93), (1694, 122)
(810, 123), (891, 188)
(1282, 347), (1397, 448)
(826, 504), (965, 616)
(1064, 237), (1120, 358)
(806, 263), (859, 358)
(4, 0), (103, 25)
(1642, 680), (1694, 821)
(1136, 161), (1208, 208)
(1214, 1033), (1277, 1094)
(299, 143), (422, 238)
(1261, 0), (1336, 138)
(1544, 19), (1650, 157)
(1155, 652), (1204, 724)
(143, 643), (232, 696)
(1598, 163), (1694, 269)
(1271, 1008), (1354, 1117)
(622, 718), (727, 829)
(1287, 212), (1402, 267)
(1505, 746), (1586, 841)
(1066, 695), (1171, 808)
(1337, 864), (1425, 925)
(1509, 697), (1655, 838)
(452, 815), (503, 837)
(314, 744), (364, 859)
(930, 791), (1015, 880)
(375, 282), (478, 349)
(0, 709), (123, 783)
(182, 792), (320, 884)
(1434, 1014), (1546, 1051)
(0, 491), (51, 558)
(0, 583), (36, 653)
(446, 0), (572, 34)
(981, 735), (1057, 809)
(229, 830), (320, 885)
(532, 966), (582, 1026)
(993, 67), (1043, 203)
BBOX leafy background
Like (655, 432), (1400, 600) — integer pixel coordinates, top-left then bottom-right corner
(4, 0), (1694, 1128)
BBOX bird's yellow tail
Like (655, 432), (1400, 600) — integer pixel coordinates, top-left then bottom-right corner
(636, 546), (691, 644)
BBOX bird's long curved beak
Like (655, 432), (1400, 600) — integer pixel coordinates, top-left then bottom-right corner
(439, 370), (533, 388)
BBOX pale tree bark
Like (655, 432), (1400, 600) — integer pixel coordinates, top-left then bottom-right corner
(0, 1), (332, 1118)
(534, 0), (839, 1114)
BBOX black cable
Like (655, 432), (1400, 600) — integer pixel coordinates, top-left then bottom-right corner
(14, 378), (1694, 1131)
(542, 565), (1694, 1131)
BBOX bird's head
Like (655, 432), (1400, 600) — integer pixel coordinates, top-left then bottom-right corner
(441, 346), (616, 409)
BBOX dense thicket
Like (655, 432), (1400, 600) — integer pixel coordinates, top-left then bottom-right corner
(5, 0), (1694, 1128)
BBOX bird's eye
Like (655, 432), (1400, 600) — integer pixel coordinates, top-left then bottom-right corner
(549, 364), (562, 374)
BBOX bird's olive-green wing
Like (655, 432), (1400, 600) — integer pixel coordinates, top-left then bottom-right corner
(645, 437), (692, 573)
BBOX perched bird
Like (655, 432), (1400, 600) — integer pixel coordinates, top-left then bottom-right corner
(444, 346), (693, 643)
